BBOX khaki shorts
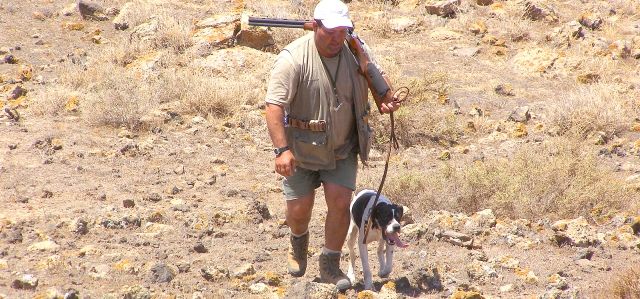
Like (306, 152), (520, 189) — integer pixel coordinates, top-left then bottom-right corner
(283, 153), (358, 200)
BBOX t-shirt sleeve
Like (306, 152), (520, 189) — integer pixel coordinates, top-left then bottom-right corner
(265, 51), (299, 106)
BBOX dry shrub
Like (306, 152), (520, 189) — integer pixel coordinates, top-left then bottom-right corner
(82, 65), (161, 129)
(443, 1), (476, 32)
(178, 68), (265, 118)
(609, 0), (640, 17)
(246, 0), (314, 19)
(406, 72), (449, 103)
(151, 15), (194, 54)
(55, 58), (181, 129)
(384, 136), (635, 219)
(546, 84), (636, 139)
(494, 3), (535, 42)
(370, 73), (462, 148)
(31, 86), (78, 116)
(357, 10), (394, 39)
(84, 80), (153, 129)
(111, 1), (195, 54)
(603, 266), (640, 299)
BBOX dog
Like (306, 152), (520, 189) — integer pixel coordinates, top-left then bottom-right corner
(346, 189), (408, 290)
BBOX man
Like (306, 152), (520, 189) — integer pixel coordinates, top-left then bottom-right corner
(264, 0), (400, 291)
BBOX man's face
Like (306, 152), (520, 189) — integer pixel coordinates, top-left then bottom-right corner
(314, 21), (348, 58)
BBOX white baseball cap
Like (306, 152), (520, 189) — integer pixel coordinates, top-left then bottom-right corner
(313, 0), (353, 29)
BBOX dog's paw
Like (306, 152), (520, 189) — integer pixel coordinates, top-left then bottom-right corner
(364, 281), (374, 290)
(378, 269), (391, 278)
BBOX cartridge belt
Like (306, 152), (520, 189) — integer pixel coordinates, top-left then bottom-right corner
(287, 117), (326, 132)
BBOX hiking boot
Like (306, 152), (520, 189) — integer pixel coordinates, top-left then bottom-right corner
(319, 252), (352, 291)
(287, 232), (309, 277)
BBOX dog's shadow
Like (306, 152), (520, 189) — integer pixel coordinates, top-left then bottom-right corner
(347, 267), (443, 297)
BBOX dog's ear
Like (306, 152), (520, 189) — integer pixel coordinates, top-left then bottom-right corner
(395, 205), (404, 221)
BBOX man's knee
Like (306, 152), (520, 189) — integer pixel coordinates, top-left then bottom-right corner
(326, 195), (351, 216)
(287, 198), (314, 222)
(324, 183), (352, 211)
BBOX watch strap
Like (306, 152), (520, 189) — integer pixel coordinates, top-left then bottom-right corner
(274, 145), (290, 157)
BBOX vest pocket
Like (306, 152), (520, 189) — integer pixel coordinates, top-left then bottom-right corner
(291, 129), (332, 168)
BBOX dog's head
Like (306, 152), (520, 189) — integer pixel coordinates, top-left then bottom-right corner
(372, 202), (408, 248)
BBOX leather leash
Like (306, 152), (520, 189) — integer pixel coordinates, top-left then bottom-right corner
(362, 87), (409, 244)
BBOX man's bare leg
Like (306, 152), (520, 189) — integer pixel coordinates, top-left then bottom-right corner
(323, 182), (352, 251)
(285, 191), (315, 277)
(286, 191), (315, 235)
(319, 182), (352, 290)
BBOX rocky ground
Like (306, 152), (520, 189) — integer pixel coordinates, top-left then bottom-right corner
(2, 0), (640, 298)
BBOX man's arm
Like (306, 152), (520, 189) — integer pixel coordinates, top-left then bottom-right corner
(265, 51), (299, 177)
(266, 103), (288, 149)
(266, 103), (296, 177)
(352, 35), (401, 114)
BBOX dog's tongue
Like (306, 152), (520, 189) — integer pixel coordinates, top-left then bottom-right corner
(388, 232), (409, 248)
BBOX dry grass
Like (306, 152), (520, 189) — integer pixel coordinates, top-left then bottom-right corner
(602, 266), (640, 299)
(31, 86), (79, 117)
(179, 69), (262, 118)
(382, 135), (637, 220)
(108, 1), (196, 55)
(609, 0), (640, 17)
(31, 0), (251, 129)
(545, 83), (637, 139)
(84, 75), (158, 129)
(369, 72), (463, 148)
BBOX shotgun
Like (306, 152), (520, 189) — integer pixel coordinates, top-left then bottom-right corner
(248, 17), (397, 113)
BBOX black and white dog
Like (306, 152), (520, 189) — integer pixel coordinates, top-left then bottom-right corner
(347, 189), (408, 290)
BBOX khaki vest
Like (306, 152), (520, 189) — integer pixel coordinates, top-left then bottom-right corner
(284, 33), (372, 170)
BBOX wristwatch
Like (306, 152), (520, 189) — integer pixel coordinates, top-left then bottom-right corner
(274, 145), (290, 157)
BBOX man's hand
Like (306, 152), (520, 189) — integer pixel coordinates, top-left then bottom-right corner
(379, 100), (401, 114)
(275, 150), (296, 177)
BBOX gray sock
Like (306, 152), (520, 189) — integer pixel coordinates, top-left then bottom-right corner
(322, 246), (341, 255)
(291, 230), (308, 238)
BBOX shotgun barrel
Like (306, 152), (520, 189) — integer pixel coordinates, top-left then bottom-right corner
(247, 17), (311, 30)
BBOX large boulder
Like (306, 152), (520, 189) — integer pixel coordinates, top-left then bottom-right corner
(130, 18), (159, 43)
(78, 0), (108, 21)
(425, 0), (461, 18)
(190, 15), (241, 56)
(285, 281), (337, 298)
(191, 47), (275, 75)
(579, 12), (604, 30)
(546, 21), (585, 47)
(551, 217), (601, 247)
(112, 2), (134, 30)
(235, 28), (275, 50)
(389, 17), (420, 33)
(521, 0), (558, 23)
